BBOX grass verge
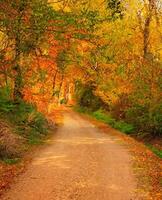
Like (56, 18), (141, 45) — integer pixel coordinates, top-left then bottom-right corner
(75, 106), (135, 134)
(0, 97), (56, 196)
(146, 144), (162, 158)
(74, 106), (161, 158)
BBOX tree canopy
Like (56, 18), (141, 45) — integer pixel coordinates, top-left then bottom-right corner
(0, 0), (162, 137)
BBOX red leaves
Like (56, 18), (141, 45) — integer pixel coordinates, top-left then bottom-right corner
(0, 162), (25, 197)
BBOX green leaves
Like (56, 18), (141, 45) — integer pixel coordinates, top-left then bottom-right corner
(106, 0), (124, 19)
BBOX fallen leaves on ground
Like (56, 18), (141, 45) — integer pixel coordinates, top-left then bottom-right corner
(81, 114), (162, 200)
(0, 161), (25, 197)
(0, 109), (63, 197)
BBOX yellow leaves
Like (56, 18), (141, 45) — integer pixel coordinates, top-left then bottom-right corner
(77, 40), (93, 55)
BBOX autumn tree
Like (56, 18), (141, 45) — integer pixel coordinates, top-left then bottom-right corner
(0, 0), (161, 136)
(0, 0), (53, 100)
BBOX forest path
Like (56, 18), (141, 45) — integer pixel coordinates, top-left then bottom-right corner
(2, 109), (139, 200)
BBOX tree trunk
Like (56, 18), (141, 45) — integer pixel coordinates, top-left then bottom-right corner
(13, 35), (23, 101)
(52, 70), (58, 96)
(13, 2), (26, 101)
(143, 15), (151, 58)
(58, 74), (64, 105)
(13, 63), (23, 101)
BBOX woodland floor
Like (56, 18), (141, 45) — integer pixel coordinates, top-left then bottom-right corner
(1, 108), (161, 200)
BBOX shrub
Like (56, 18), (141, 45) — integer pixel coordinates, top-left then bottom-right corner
(126, 103), (162, 137)
(0, 86), (15, 113)
(0, 95), (48, 147)
(75, 82), (103, 111)
(8, 101), (48, 135)
(27, 111), (48, 135)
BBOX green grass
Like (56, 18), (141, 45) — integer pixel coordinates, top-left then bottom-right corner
(92, 110), (116, 126)
(113, 120), (135, 134)
(2, 158), (21, 165)
(75, 106), (135, 134)
(75, 106), (162, 158)
(146, 144), (162, 158)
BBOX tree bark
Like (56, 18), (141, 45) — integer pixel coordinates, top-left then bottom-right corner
(143, 15), (151, 58)
(13, 62), (23, 101)
(52, 70), (58, 96)
(58, 74), (64, 104)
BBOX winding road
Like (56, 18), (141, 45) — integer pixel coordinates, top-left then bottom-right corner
(2, 110), (139, 200)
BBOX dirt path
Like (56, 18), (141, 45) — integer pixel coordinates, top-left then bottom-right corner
(1, 110), (139, 200)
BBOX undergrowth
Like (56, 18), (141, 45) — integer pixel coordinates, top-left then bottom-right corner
(146, 144), (162, 158)
(0, 92), (49, 161)
(75, 106), (161, 158)
(75, 106), (135, 134)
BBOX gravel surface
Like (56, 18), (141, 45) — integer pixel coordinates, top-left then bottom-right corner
(1, 110), (139, 200)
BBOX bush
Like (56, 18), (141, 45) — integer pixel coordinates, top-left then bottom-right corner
(0, 99), (15, 113)
(27, 111), (47, 135)
(126, 103), (162, 137)
(75, 82), (103, 111)
(10, 101), (47, 135)
(0, 86), (15, 112)
(0, 95), (48, 146)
